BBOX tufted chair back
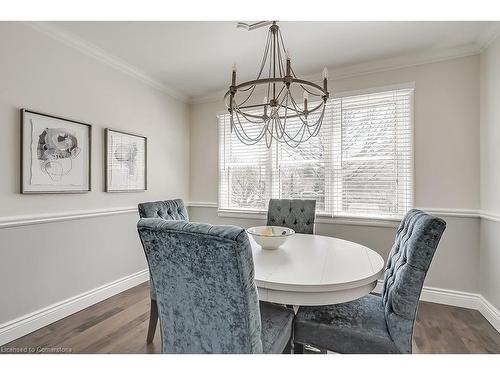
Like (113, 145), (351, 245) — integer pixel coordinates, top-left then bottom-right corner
(266, 199), (316, 234)
(138, 199), (189, 302)
(138, 199), (189, 221)
(137, 218), (263, 353)
(381, 209), (446, 353)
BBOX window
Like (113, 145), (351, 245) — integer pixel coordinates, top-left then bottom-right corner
(218, 86), (414, 219)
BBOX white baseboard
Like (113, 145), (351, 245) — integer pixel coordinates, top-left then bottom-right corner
(415, 285), (479, 310)
(0, 269), (149, 346)
(1, 272), (498, 346)
(478, 296), (500, 332)
(374, 281), (500, 332)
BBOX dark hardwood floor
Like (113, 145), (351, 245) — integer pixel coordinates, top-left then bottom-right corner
(2, 282), (499, 354)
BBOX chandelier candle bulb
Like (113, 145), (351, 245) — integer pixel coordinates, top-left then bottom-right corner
(323, 67), (328, 93)
(231, 69), (236, 87)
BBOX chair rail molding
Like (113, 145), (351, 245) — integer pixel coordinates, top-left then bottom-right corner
(479, 210), (500, 223)
(187, 202), (491, 221)
(186, 201), (218, 208)
(0, 207), (138, 229)
(2, 204), (497, 229)
(417, 207), (480, 218)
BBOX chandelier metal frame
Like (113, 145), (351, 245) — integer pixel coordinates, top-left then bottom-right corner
(224, 21), (330, 148)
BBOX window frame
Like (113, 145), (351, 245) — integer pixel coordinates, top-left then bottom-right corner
(217, 82), (415, 225)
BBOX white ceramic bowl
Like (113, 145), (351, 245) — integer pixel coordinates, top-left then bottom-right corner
(246, 226), (295, 250)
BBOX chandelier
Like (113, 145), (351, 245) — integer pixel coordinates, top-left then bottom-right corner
(225, 21), (329, 148)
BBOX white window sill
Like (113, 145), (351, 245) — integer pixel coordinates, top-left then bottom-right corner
(216, 208), (401, 228)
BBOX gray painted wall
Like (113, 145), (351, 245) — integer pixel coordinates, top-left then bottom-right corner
(479, 35), (500, 310)
(0, 212), (144, 323)
(0, 23), (190, 326)
(480, 220), (500, 310)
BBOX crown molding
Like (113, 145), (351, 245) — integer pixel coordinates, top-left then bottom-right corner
(22, 21), (498, 105)
(321, 43), (480, 81)
(24, 22), (189, 103)
(24, 20), (496, 106)
(477, 23), (500, 53)
(189, 42), (482, 105)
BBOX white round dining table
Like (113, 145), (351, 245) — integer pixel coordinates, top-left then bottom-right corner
(250, 233), (385, 306)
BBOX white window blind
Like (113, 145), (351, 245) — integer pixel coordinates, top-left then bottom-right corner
(219, 114), (272, 210)
(218, 86), (414, 219)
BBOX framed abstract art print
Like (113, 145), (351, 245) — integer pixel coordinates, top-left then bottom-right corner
(105, 128), (147, 192)
(21, 109), (92, 194)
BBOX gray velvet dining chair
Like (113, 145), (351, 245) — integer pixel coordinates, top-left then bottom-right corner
(137, 218), (295, 353)
(293, 209), (446, 354)
(137, 199), (189, 343)
(267, 199), (316, 234)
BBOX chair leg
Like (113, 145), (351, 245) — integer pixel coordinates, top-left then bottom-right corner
(146, 299), (158, 344)
(282, 337), (292, 354)
(293, 342), (304, 354)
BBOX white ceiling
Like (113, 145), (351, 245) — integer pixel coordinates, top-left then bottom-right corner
(50, 21), (500, 101)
